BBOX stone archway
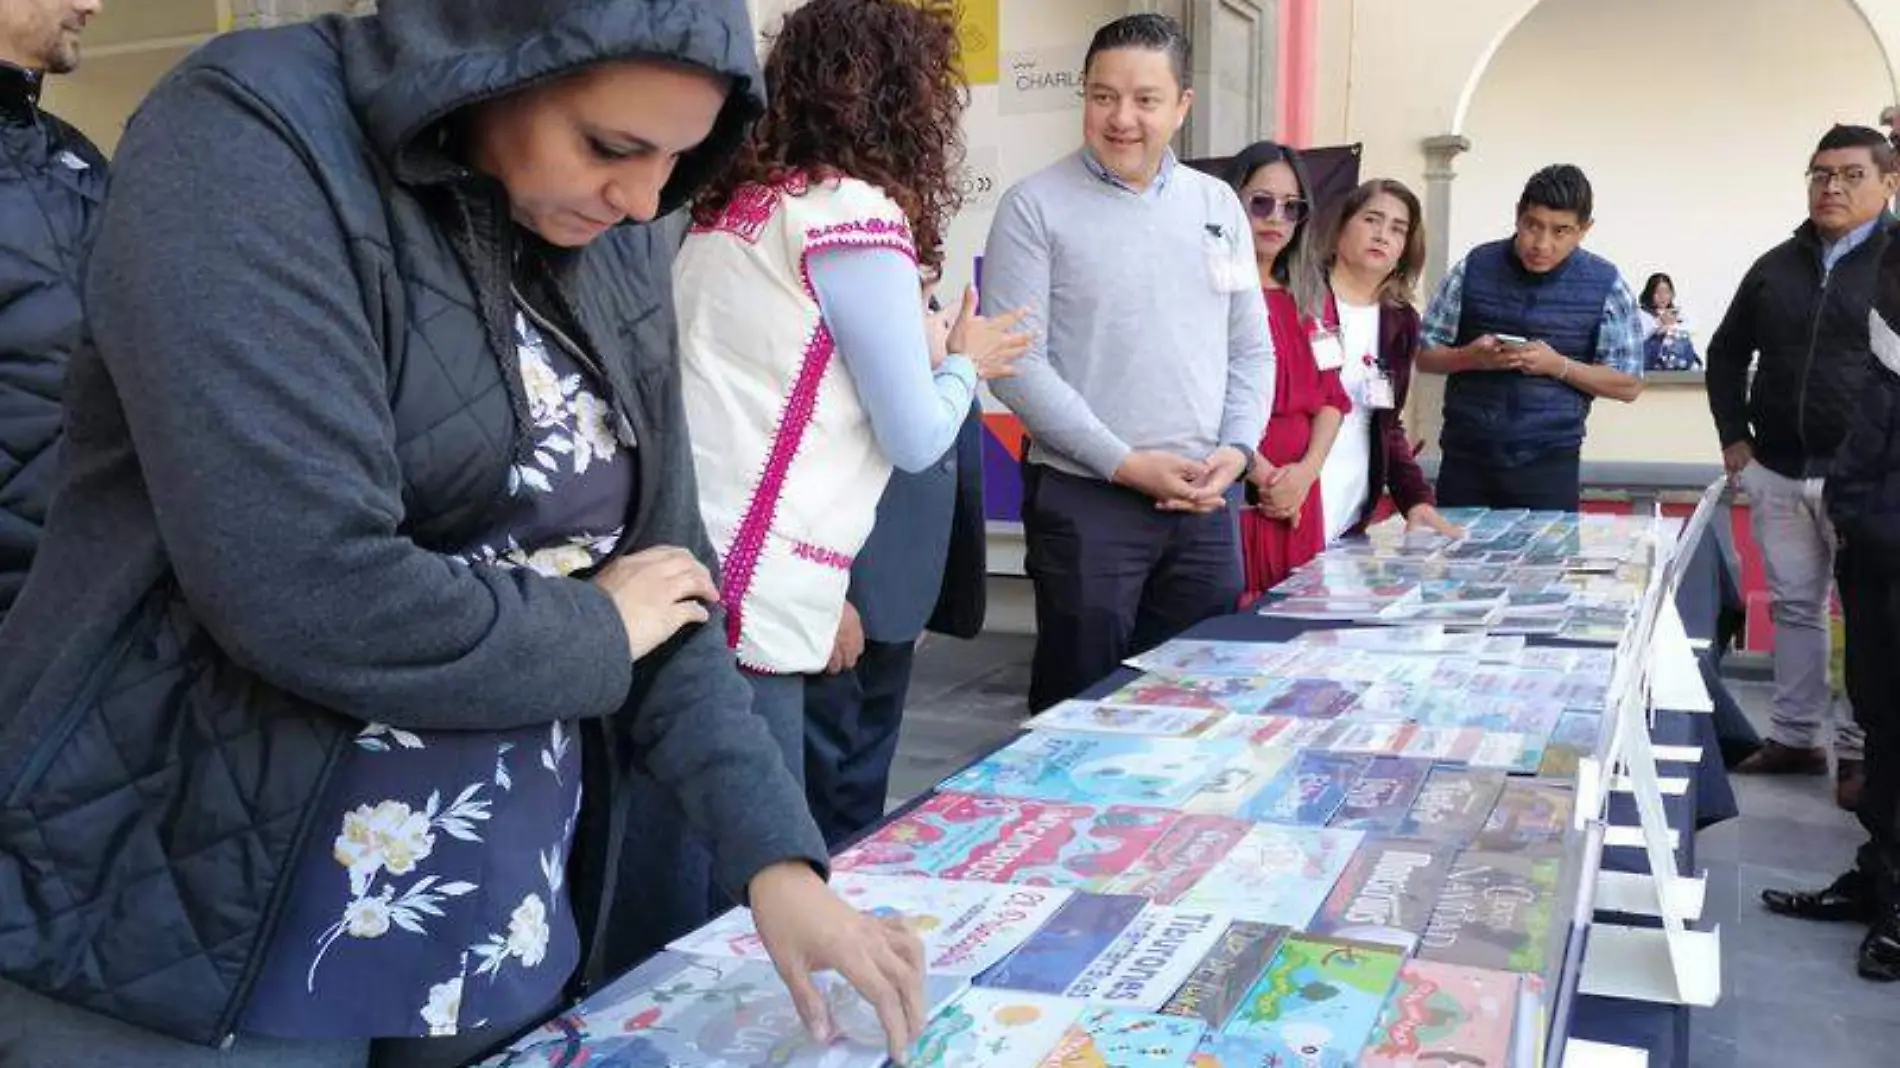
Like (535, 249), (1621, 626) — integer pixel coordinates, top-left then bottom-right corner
(1422, 0), (1896, 466)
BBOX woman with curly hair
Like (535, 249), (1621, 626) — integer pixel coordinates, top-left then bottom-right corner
(600, 0), (1028, 970)
(678, 0), (1026, 759)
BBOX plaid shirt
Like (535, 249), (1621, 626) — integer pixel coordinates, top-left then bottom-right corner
(1420, 256), (1648, 377)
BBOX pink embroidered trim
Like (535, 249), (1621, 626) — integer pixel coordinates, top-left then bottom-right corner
(688, 174), (814, 244)
(791, 541), (856, 571)
(721, 209), (917, 656)
(722, 322), (835, 652)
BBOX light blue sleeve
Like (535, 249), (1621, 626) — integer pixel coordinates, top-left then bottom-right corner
(808, 246), (977, 473)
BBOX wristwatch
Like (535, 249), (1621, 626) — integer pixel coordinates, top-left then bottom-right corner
(1224, 443), (1257, 479)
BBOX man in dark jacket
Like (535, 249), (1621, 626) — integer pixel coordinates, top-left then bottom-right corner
(1707, 125), (1900, 803)
(0, 0), (106, 622)
(1761, 236), (1900, 982)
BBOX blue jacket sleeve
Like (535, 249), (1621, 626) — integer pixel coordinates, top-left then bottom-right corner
(809, 246), (976, 473)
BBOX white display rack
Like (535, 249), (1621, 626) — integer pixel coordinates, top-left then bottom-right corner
(1572, 480), (1728, 1011)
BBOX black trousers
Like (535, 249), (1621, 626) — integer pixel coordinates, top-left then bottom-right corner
(1841, 548), (1900, 903)
(1435, 446), (1583, 511)
(1021, 464), (1242, 713)
(803, 639), (919, 849)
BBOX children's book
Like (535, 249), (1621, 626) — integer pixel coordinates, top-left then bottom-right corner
(1306, 837), (1454, 952)
(1418, 851), (1564, 975)
(1474, 781), (1576, 860)
(1396, 768), (1506, 845)
(1321, 722), (1418, 757)
(1105, 816), (1256, 904)
(1062, 907), (1230, 1010)
(1329, 757), (1434, 834)
(1174, 825), (1363, 928)
(1200, 713), (1338, 749)
(980, 893), (1150, 996)
(1397, 727), (1483, 765)
(476, 952), (967, 1068)
(940, 733), (1245, 810)
(833, 793), (1178, 889)
(1238, 751), (1371, 826)
(1221, 935), (1407, 1068)
(1125, 640), (1296, 679)
(1158, 921), (1289, 1030)
(1253, 678), (1366, 720)
(1358, 960), (1521, 1068)
(1035, 1007), (1207, 1068)
(668, 874), (1073, 979)
(906, 989), (1089, 1068)
(1028, 700), (1228, 738)
(1178, 748), (1299, 818)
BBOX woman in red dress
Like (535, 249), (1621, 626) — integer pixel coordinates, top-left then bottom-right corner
(1228, 142), (1350, 602)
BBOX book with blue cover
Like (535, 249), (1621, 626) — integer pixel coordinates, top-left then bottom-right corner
(1220, 934), (1406, 1068)
(1125, 640), (1296, 679)
(979, 893), (1149, 996)
(1239, 751), (1371, 826)
(1061, 906), (1230, 1010)
(941, 732), (1244, 810)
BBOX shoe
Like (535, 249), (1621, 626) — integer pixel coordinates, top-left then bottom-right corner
(1762, 871), (1877, 923)
(1858, 915), (1900, 981)
(1733, 740), (1828, 776)
(1838, 759), (1865, 812)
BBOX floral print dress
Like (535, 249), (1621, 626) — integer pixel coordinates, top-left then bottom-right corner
(243, 306), (636, 1040)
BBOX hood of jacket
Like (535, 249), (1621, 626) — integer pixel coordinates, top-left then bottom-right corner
(337, 0), (763, 216)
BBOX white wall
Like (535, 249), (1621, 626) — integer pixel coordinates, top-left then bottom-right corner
(1453, 0), (1890, 463)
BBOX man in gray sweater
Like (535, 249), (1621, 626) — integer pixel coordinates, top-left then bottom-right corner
(985, 13), (1274, 712)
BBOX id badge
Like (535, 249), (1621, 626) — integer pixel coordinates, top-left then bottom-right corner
(1310, 332), (1346, 372)
(1367, 372), (1397, 410)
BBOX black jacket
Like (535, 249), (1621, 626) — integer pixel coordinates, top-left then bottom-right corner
(0, 0), (823, 1047)
(1828, 241), (1900, 573)
(0, 64), (106, 621)
(1708, 216), (1898, 479)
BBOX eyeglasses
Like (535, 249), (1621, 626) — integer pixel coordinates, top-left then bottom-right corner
(1807, 166), (1873, 191)
(1246, 192), (1309, 224)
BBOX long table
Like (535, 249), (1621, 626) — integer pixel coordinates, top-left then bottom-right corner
(1073, 525), (1739, 1068)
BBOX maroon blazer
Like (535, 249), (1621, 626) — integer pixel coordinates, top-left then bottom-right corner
(1349, 301), (1435, 533)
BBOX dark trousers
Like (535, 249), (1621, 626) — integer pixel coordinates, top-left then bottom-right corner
(803, 639), (919, 849)
(1435, 446), (1583, 511)
(1841, 549), (1900, 904)
(1021, 464), (1242, 713)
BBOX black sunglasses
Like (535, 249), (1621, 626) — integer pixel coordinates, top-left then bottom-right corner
(1247, 192), (1310, 224)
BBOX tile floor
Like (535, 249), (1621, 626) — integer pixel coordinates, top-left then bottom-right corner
(884, 634), (1899, 1068)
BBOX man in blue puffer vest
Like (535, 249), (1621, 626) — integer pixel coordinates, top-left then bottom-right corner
(1419, 165), (1646, 510)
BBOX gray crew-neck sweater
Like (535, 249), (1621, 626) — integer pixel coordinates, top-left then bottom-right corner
(983, 150), (1274, 481)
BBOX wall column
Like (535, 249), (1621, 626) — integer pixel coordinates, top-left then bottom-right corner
(1409, 132), (1471, 457)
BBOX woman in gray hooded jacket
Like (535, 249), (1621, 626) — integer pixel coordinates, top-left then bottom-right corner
(0, 2), (925, 1066)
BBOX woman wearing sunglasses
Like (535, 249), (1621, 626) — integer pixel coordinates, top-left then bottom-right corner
(1227, 142), (1349, 601)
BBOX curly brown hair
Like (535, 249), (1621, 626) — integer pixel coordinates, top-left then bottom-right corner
(692, 0), (967, 269)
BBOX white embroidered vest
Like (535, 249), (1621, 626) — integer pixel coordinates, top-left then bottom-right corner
(677, 175), (916, 673)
